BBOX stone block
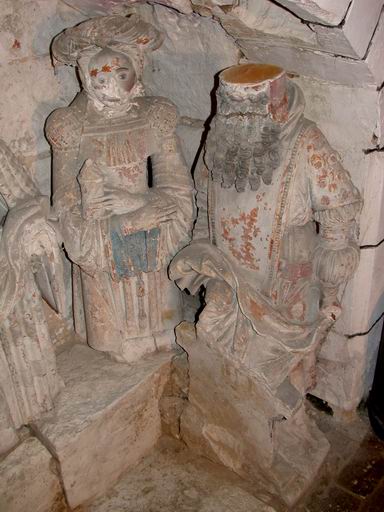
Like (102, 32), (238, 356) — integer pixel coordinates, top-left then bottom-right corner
(62, 0), (193, 16)
(313, 318), (383, 412)
(292, 75), (377, 186)
(336, 242), (384, 336)
(0, 55), (78, 179)
(143, 4), (240, 120)
(235, 35), (376, 87)
(89, 437), (277, 512)
(365, 8), (384, 88)
(33, 344), (174, 509)
(177, 323), (329, 507)
(177, 120), (204, 171)
(359, 152), (384, 246)
(0, 436), (65, 512)
(274, 0), (350, 25)
(309, 0), (383, 59)
(0, 0), (85, 63)
(233, 0), (316, 46)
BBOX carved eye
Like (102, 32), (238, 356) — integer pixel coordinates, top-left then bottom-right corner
(118, 72), (128, 80)
(98, 76), (106, 85)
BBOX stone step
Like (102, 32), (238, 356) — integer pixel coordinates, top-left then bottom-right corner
(32, 343), (175, 509)
(87, 437), (278, 512)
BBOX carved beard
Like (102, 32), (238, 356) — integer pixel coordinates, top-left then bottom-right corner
(205, 113), (282, 192)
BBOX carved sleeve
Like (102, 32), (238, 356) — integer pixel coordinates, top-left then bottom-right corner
(46, 104), (104, 271)
(149, 97), (196, 257)
(306, 127), (362, 289)
(45, 106), (82, 215)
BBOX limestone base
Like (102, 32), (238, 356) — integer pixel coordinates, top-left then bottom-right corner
(177, 322), (330, 506)
(32, 344), (175, 509)
(0, 436), (65, 512)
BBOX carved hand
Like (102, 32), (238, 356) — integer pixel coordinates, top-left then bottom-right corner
(125, 199), (178, 232)
(86, 186), (147, 218)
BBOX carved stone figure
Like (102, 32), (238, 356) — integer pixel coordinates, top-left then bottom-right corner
(46, 15), (195, 363)
(170, 64), (362, 504)
(0, 140), (65, 454)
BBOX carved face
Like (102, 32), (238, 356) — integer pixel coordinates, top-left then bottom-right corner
(87, 48), (137, 108)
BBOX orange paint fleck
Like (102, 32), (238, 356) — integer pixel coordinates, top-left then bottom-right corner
(221, 207), (260, 271)
(101, 64), (112, 73)
(248, 298), (265, 319)
(136, 36), (150, 45)
(90, 68), (98, 77)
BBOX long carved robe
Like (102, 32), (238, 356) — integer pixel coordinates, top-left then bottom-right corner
(46, 92), (195, 362)
(0, 141), (65, 434)
(171, 82), (362, 393)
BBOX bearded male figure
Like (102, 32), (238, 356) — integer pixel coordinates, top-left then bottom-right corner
(170, 64), (362, 504)
(46, 15), (195, 363)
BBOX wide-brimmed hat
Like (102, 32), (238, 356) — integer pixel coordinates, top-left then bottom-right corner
(52, 14), (163, 76)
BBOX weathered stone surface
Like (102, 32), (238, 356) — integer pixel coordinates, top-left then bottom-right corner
(0, 0), (82, 195)
(365, 8), (384, 88)
(275, 0), (350, 26)
(0, 436), (65, 512)
(233, 0), (315, 46)
(143, 4), (240, 120)
(62, 0), (193, 16)
(359, 152), (384, 247)
(313, 318), (384, 412)
(292, 75), (378, 190)
(309, 0), (383, 59)
(0, 55), (78, 191)
(0, 0), (85, 62)
(89, 437), (277, 511)
(176, 324), (329, 507)
(336, 242), (384, 336)
(33, 344), (174, 508)
(215, 1), (383, 87)
(177, 120), (204, 171)
(159, 350), (189, 438)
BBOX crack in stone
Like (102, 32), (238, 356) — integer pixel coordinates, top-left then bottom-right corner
(360, 237), (384, 250)
(347, 311), (384, 339)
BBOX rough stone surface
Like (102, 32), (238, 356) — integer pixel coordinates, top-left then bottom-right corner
(176, 324), (329, 507)
(0, 0), (82, 194)
(337, 243), (384, 336)
(292, 75), (378, 189)
(142, 4), (240, 120)
(215, 1), (384, 87)
(159, 350), (189, 439)
(359, 153), (384, 247)
(177, 121), (204, 172)
(88, 437), (278, 512)
(313, 318), (384, 412)
(275, 0), (351, 26)
(309, 0), (383, 59)
(33, 344), (174, 509)
(0, 436), (65, 512)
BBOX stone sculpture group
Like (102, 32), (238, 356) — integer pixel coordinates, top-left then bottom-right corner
(0, 13), (362, 506)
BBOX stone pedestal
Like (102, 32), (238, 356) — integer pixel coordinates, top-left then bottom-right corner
(0, 436), (65, 512)
(177, 323), (329, 506)
(32, 344), (174, 509)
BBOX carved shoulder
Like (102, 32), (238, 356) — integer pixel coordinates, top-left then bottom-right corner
(147, 96), (179, 136)
(45, 103), (83, 151)
(303, 123), (361, 210)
